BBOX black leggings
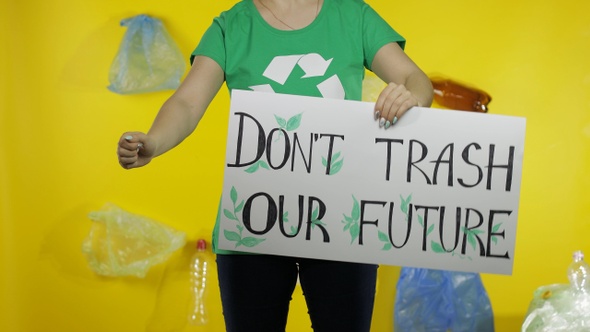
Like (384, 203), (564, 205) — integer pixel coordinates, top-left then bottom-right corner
(216, 254), (378, 332)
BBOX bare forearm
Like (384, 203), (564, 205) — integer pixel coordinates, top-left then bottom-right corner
(147, 56), (225, 158)
(117, 56), (224, 171)
(403, 70), (433, 108)
(372, 43), (433, 107)
(147, 98), (202, 157)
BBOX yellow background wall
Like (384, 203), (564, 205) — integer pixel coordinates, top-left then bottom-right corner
(1, 0), (589, 331)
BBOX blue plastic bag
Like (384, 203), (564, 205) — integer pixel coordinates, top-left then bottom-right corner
(108, 14), (185, 94)
(394, 267), (494, 332)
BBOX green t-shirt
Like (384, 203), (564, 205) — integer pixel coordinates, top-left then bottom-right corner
(192, 0), (405, 254)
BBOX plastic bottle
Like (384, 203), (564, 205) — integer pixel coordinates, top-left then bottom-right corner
(430, 78), (491, 113)
(567, 250), (590, 293)
(188, 239), (209, 325)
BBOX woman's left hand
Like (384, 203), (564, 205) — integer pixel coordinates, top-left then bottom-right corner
(370, 42), (433, 129)
(374, 82), (420, 129)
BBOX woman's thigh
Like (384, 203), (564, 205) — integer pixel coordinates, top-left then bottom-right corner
(298, 258), (378, 332)
(216, 254), (299, 332)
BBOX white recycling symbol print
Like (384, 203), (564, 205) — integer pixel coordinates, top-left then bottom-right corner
(249, 53), (345, 99)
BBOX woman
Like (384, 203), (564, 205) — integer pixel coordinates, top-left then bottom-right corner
(118, 0), (433, 331)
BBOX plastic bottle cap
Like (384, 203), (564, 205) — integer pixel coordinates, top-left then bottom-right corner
(573, 250), (584, 260)
(197, 239), (207, 251)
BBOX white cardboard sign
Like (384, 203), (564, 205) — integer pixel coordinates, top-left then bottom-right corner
(219, 90), (526, 275)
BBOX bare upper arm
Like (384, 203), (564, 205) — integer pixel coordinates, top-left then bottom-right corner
(370, 42), (424, 85)
(170, 55), (225, 118)
(370, 42), (433, 108)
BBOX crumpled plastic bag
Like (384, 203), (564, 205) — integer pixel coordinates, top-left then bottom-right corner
(522, 283), (590, 331)
(107, 14), (186, 94)
(394, 267), (495, 332)
(81, 203), (186, 278)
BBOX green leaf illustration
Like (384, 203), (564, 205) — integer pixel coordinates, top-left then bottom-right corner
(460, 226), (484, 252)
(224, 230), (241, 242)
(431, 241), (445, 253)
(259, 160), (270, 169)
(492, 222), (503, 233)
(342, 195), (362, 244)
(240, 237), (266, 247)
(223, 209), (237, 221)
(244, 160), (270, 173)
(322, 151), (343, 175)
(468, 233), (477, 250)
(311, 219), (326, 228)
(274, 114), (287, 128)
(244, 162), (260, 173)
(400, 194), (412, 214)
(311, 206), (325, 228)
(351, 196), (360, 220)
(311, 206), (319, 221)
(417, 214), (424, 228)
(230, 187), (238, 204)
(286, 113), (303, 131)
(235, 200), (244, 213)
(330, 159), (343, 175)
(426, 224), (435, 236)
(224, 186), (266, 247)
(378, 230), (393, 251)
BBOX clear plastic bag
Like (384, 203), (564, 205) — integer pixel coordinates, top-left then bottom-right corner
(522, 251), (590, 331)
(107, 14), (186, 94)
(394, 267), (494, 332)
(81, 203), (186, 278)
(522, 284), (590, 331)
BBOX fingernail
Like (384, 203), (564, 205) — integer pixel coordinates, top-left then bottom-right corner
(379, 118), (385, 127)
(125, 135), (133, 141)
(374, 111), (380, 121)
(392, 116), (398, 125)
(137, 143), (144, 149)
(385, 120), (391, 129)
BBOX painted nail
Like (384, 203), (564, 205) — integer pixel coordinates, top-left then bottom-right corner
(379, 117), (385, 127)
(385, 120), (391, 129)
(374, 111), (380, 121)
(124, 135), (133, 141)
(392, 116), (398, 125)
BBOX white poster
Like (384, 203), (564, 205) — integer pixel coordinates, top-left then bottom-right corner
(219, 90), (526, 275)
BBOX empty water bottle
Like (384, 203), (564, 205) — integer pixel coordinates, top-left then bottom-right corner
(188, 239), (209, 325)
(567, 250), (590, 293)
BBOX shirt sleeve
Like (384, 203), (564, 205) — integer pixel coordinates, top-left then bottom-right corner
(362, 4), (406, 70)
(190, 15), (227, 70)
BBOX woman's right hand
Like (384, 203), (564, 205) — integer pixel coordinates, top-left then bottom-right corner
(117, 132), (156, 169)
